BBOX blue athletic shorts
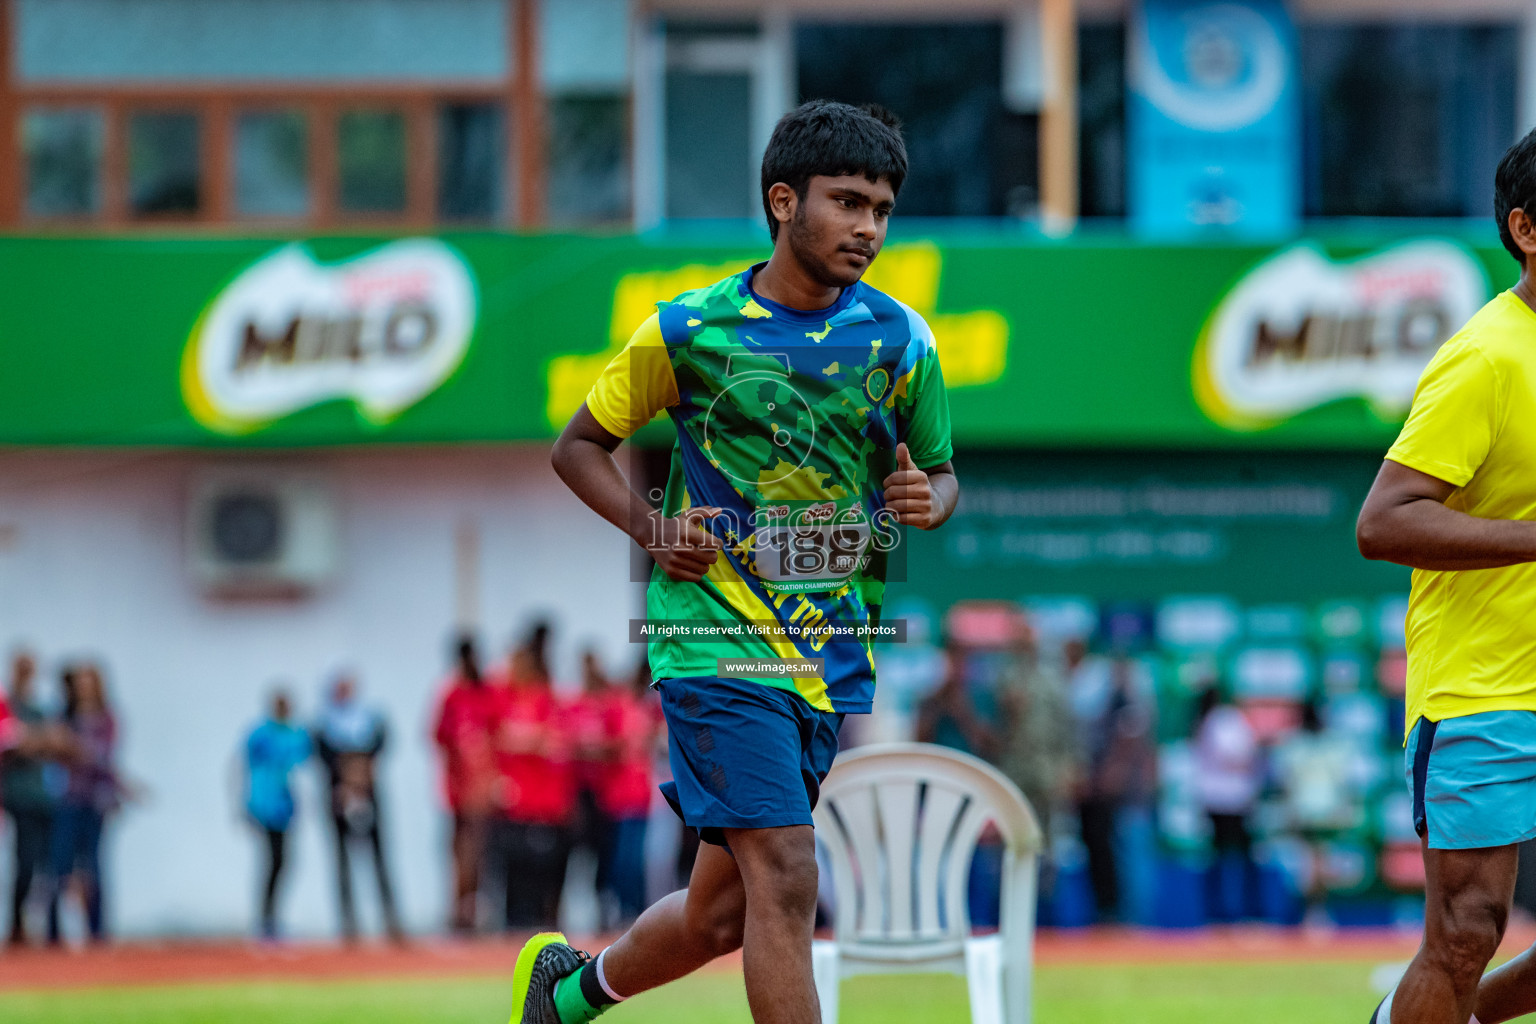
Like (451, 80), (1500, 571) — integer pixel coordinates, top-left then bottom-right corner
(1406, 710), (1536, 850)
(656, 675), (844, 847)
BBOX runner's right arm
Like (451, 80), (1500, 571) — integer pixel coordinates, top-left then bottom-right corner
(1357, 459), (1536, 570)
(550, 314), (721, 582)
(1357, 338), (1536, 570)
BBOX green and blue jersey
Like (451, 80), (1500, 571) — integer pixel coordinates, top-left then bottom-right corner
(586, 263), (951, 713)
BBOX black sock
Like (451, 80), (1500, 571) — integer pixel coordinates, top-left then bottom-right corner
(553, 953), (622, 1024)
(578, 958), (621, 1010)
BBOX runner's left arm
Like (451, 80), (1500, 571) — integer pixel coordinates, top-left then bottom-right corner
(882, 445), (957, 530)
(884, 314), (957, 530)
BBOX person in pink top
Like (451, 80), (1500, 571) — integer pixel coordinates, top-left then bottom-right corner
(431, 636), (497, 934)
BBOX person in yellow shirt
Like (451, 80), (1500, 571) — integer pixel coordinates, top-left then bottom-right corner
(1358, 129), (1536, 1024)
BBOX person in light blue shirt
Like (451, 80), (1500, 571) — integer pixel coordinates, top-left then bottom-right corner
(243, 690), (311, 940)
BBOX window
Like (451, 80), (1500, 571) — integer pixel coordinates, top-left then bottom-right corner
(547, 96), (629, 225)
(1302, 24), (1518, 218)
(23, 108), (102, 217)
(659, 22), (761, 221)
(234, 110), (309, 217)
(1078, 24), (1126, 219)
(338, 109), (407, 215)
(128, 110), (201, 216)
(796, 22), (1028, 218)
(664, 68), (753, 220)
(438, 102), (503, 222)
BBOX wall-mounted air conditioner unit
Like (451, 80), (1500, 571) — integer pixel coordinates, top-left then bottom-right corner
(188, 469), (338, 597)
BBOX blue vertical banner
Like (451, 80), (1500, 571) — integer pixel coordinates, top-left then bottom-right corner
(1130, 0), (1300, 238)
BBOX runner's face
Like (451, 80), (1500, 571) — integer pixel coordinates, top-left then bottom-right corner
(787, 174), (895, 289)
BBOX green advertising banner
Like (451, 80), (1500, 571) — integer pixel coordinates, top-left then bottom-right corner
(0, 230), (1513, 448)
(901, 449), (1410, 608)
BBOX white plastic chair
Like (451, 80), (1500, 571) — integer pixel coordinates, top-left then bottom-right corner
(811, 742), (1043, 1024)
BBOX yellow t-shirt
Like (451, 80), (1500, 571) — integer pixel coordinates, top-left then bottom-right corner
(1387, 290), (1536, 732)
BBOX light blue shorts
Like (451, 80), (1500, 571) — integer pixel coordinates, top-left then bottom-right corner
(1406, 710), (1536, 850)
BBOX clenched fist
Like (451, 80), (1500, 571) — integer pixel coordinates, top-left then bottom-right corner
(646, 505), (724, 582)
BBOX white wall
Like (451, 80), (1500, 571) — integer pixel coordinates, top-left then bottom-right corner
(0, 444), (642, 939)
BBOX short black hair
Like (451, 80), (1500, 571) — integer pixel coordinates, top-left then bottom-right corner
(1495, 126), (1536, 265)
(760, 100), (908, 241)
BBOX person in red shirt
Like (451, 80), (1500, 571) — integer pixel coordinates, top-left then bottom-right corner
(487, 636), (576, 930)
(599, 661), (661, 925)
(0, 690), (15, 753)
(431, 636), (497, 934)
(565, 651), (619, 925)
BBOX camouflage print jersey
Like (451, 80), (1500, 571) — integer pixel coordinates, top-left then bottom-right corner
(585, 263), (952, 714)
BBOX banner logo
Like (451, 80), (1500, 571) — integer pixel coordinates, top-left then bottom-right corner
(1130, 0), (1299, 236)
(1138, 3), (1289, 132)
(182, 239), (477, 434)
(1193, 240), (1488, 430)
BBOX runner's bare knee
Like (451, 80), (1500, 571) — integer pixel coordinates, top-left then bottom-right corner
(1428, 891), (1507, 990)
(733, 827), (818, 919)
(683, 873), (746, 956)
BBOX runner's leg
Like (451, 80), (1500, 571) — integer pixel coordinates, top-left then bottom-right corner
(727, 824), (820, 1024)
(596, 840), (746, 996)
(1389, 841), (1515, 1024)
(1473, 942), (1536, 1024)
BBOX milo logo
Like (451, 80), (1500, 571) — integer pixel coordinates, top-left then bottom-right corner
(1193, 239), (1488, 430)
(802, 501), (837, 523)
(182, 239), (477, 434)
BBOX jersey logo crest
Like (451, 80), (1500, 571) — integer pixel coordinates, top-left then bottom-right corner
(862, 366), (892, 404)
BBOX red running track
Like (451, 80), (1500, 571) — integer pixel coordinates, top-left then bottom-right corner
(0, 924), (1494, 993)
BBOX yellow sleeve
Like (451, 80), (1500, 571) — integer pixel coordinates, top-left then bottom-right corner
(1386, 338), (1502, 488)
(585, 313), (680, 438)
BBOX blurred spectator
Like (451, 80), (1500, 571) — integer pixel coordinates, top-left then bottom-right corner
(996, 625), (1076, 858)
(315, 673), (401, 942)
(1074, 652), (1158, 924)
(566, 650), (617, 925)
(46, 663), (124, 945)
(523, 621), (553, 683)
(599, 659), (661, 926)
(1272, 698), (1356, 926)
(241, 688), (311, 941)
(1100, 658), (1160, 925)
(0, 685), (12, 756)
(915, 646), (996, 757)
(1065, 639), (1155, 753)
(486, 631), (575, 930)
(431, 635), (497, 934)
(919, 641), (1006, 928)
(3, 651), (54, 947)
(1193, 686), (1261, 923)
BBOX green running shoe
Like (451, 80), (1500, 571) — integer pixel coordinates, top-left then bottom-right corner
(509, 932), (589, 1024)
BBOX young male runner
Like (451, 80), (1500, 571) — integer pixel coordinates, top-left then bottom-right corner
(517, 100), (958, 1024)
(1357, 127), (1536, 1024)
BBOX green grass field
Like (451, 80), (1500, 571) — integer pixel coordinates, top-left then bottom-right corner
(0, 958), (1386, 1024)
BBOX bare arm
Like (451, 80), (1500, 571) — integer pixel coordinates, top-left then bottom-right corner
(551, 403), (722, 582)
(1356, 459), (1536, 570)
